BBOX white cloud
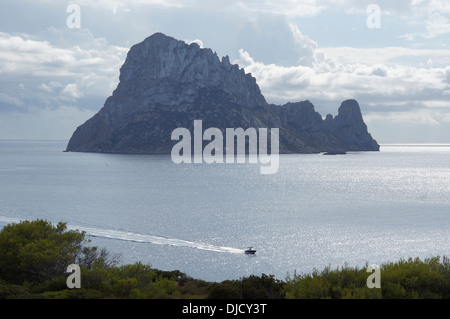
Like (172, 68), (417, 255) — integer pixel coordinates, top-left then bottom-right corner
(319, 47), (450, 67)
(0, 30), (128, 108)
(236, 0), (326, 17)
(423, 13), (450, 38)
(40, 0), (185, 10)
(0, 31), (128, 79)
(38, 83), (53, 93)
(289, 23), (318, 67)
(0, 30), (129, 139)
(62, 83), (82, 99)
(186, 39), (204, 48)
(0, 92), (24, 108)
(398, 0), (450, 40)
(236, 38), (450, 128)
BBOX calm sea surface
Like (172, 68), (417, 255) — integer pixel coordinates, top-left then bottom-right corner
(0, 140), (449, 282)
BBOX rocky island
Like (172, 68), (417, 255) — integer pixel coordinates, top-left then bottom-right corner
(66, 32), (379, 154)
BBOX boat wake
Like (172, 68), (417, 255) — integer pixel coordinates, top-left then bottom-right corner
(0, 216), (243, 254)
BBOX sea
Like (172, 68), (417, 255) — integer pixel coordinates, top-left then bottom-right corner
(0, 140), (449, 282)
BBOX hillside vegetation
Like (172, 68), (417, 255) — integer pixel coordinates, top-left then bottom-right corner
(1, 219), (448, 299)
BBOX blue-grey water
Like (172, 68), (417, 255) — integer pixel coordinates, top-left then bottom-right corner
(0, 140), (449, 282)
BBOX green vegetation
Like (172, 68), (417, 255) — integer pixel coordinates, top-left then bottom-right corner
(282, 257), (450, 299)
(0, 219), (449, 299)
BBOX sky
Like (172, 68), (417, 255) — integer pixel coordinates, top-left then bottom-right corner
(1, 0), (450, 143)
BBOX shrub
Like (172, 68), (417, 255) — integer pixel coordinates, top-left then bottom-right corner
(282, 257), (450, 299)
(0, 220), (88, 284)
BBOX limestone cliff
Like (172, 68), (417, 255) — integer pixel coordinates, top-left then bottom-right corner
(66, 33), (379, 154)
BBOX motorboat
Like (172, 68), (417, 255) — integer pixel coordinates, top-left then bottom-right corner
(244, 247), (256, 255)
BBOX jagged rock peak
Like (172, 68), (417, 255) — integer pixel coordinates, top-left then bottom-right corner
(331, 99), (379, 151)
(337, 99), (363, 120)
(118, 32), (266, 108)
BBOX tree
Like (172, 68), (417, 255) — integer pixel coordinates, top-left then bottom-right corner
(0, 219), (101, 284)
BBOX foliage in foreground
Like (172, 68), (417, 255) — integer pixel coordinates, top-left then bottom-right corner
(0, 219), (449, 299)
(282, 256), (450, 299)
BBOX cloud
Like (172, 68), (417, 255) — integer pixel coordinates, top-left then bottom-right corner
(236, 0), (326, 17)
(0, 29), (129, 139)
(235, 29), (450, 131)
(423, 13), (450, 38)
(319, 46), (450, 67)
(0, 92), (25, 108)
(62, 83), (83, 99)
(39, 0), (185, 10)
(0, 30), (127, 78)
(0, 30), (128, 105)
(401, 13), (450, 40)
(398, 0), (450, 40)
(289, 23), (319, 67)
(186, 39), (204, 48)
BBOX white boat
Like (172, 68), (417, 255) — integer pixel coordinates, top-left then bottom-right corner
(244, 247), (256, 254)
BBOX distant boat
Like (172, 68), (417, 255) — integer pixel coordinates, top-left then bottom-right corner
(244, 247), (256, 254)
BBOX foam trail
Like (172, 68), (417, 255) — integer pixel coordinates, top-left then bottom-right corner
(0, 216), (243, 254)
(70, 225), (243, 254)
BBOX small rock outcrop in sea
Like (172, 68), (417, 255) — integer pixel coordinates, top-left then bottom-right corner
(66, 32), (379, 154)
